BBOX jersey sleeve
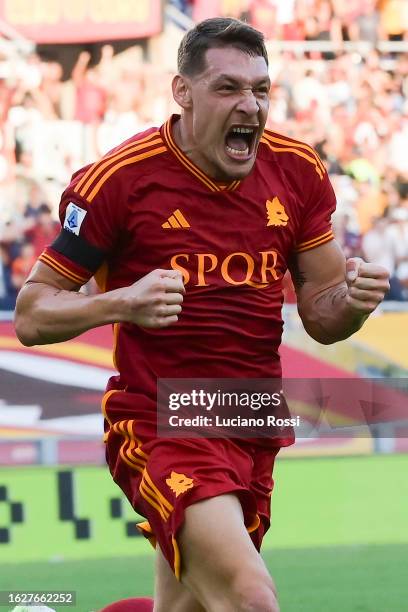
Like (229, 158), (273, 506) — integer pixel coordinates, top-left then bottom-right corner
(295, 166), (337, 253)
(39, 165), (127, 285)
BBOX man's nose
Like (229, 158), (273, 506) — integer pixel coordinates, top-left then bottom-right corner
(236, 89), (259, 115)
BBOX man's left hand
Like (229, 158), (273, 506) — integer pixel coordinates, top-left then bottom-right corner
(345, 257), (390, 314)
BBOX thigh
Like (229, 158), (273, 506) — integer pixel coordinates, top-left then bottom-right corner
(178, 493), (276, 611)
(154, 547), (205, 612)
(135, 437), (259, 579)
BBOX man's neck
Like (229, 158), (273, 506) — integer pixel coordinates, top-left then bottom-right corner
(170, 114), (216, 178)
(171, 115), (192, 156)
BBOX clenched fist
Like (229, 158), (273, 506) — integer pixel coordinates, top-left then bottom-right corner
(118, 269), (185, 328)
(346, 258), (390, 314)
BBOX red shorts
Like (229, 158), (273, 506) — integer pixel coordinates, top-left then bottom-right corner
(104, 389), (281, 579)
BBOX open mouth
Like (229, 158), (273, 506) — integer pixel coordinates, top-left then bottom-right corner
(225, 125), (258, 161)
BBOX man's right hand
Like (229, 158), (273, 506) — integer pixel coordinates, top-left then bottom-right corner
(15, 263), (185, 347)
(119, 269), (185, 328)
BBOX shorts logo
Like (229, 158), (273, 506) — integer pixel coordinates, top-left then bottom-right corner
(266, 197), (289, 227)
(166, 471), (194, 497)
(64, 202), (87, 236)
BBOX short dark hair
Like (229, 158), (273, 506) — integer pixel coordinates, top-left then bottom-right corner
(177, 17), (268, 77)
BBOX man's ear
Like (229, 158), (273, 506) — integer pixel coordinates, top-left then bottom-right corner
(172, 74), (193, 109)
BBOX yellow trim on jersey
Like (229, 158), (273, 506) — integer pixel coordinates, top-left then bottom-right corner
(101, 389), (121, 442)
(122, 428), (147, 467)
(108, 418), (175, 522)
(139, 465), (173, 521)
(137, 520), (153, 534)
(140, 479), (170, 521)
(115, 421), (148, 467)
(172, 536), (181, 580)
(260, 137), (324, 180)
(39, 252), (88, 284)
(112, 322), (120, 371)
(139, 488), (168, 522)
(108, 419), (147, 469)
(101, 390), (117, 428)
(297, 231), (334, 252)
(163, 118), (241, 193)
(125, 423), (149, 465)
(126, 420), (149, 460)
(128, 452), (147, 471)
(120, 448), (145, 473)
(143, 469), (174, 513)
(263, 130), (326, 174)
(297, 230), (333, 249)
(136, 521), (157, 548)
(78, 137), (164, 199)
(74, 131), (161, 195)
(229, 180), (241, 190)
(136, 522), (181, 578)
(116, 427), (148, 482)
(247, 513), (261, 534)
(140, 479), (169, 520)
(119, 434), (147, 468)
(87, 146), (167, 202)
(111, 421), (171, 521)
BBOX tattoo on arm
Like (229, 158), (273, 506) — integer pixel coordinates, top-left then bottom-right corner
(332, 288), (348, 306)
(289, 257), (307, 289)
(51, 287), (82, 297)
(315, 286), (348, 307)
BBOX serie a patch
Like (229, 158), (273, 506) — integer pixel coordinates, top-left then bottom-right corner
(63, 202), (87, 236)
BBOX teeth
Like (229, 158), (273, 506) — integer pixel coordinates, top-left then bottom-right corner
(231, 127), (255, 134)
(226, 145), (249, 156)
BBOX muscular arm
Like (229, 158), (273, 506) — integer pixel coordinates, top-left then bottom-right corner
(14, 262), (184, 347)
(289, 240), (390, 345)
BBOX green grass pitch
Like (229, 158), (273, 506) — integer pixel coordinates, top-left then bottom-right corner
(1, 454), (407, 611)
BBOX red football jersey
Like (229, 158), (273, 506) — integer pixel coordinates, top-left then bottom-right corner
(40, 115), (335, 401)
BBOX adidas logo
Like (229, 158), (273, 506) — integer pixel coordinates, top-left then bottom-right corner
(162, 209), (190, 229)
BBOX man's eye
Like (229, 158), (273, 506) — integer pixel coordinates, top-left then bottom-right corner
(219, 85), (235, 92)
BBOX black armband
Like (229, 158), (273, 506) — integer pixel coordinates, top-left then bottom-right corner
(51, 229), (106, 273)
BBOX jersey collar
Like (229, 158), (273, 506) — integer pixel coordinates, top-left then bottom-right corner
(161, 115), (241, 193)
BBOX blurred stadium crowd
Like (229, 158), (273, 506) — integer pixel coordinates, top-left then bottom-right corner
(1, 0), (408, 310)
